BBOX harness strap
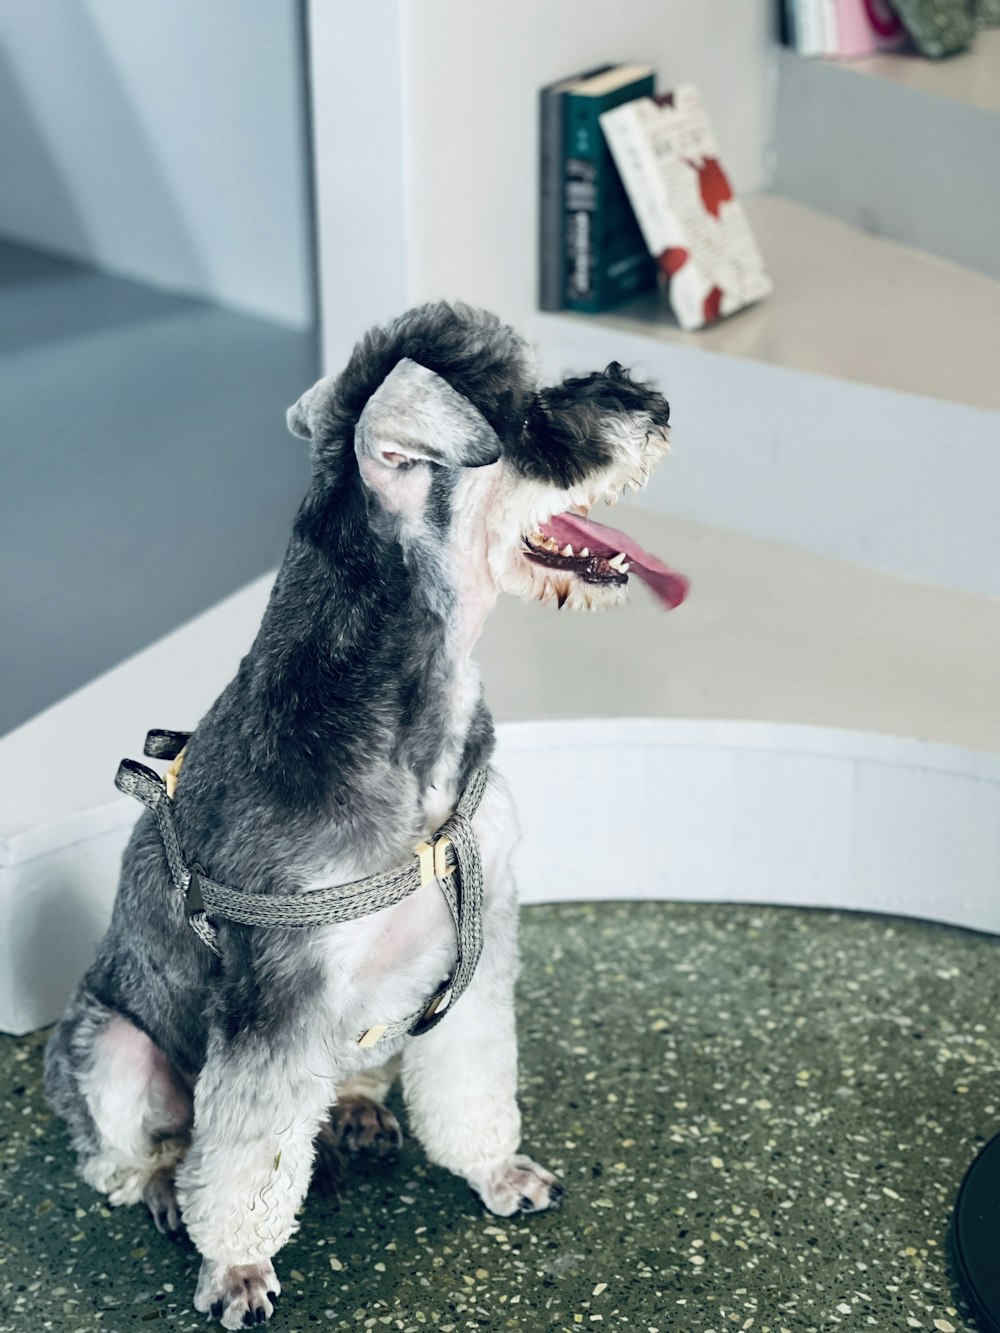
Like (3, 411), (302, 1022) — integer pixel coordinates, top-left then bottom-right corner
(359, 778), (487, 1044)
(116, 757), (221, 956)
(115, 736), (491, 1045)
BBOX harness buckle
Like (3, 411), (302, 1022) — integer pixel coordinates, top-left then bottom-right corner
(357, 1024), (387, 1050)
(411, 983), (451, 1036)
(414, 833), (455, 887)
(164, 747), (186, 800)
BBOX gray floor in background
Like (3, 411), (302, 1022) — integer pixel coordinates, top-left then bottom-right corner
(0, 239), (317, 735)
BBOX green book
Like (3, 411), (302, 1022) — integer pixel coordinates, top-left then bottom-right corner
(539, 64), (613, 311)
(564, 64), (657, 313)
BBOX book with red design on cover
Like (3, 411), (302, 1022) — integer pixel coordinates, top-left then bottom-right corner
(599, 85), (772, 331)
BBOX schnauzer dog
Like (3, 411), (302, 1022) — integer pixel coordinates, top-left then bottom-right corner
(44, 302), (685, 1328)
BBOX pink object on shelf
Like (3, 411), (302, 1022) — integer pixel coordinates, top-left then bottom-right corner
(833, 0), (908, 57)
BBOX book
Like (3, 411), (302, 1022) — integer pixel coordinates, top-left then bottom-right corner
(599, 85), (772, 332)
(538, 65), (612, 311)
(789, 0), (838, 54)
(782, 0), (908, 56)
(563, 64), (657, 313)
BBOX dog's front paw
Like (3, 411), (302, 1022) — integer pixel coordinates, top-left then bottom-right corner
(474, 1154), (564, 1216)
(194, 1258), (281, 1329)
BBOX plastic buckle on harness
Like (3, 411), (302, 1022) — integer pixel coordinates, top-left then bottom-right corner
(411, 982), (451, 1036)
(414, 834), (454, 887)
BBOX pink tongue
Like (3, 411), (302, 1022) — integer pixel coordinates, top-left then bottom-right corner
(541, 513), (689, 610)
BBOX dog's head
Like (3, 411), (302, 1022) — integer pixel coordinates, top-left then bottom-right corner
(287, 302), (687, 614)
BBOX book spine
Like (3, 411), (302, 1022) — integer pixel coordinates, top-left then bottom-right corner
(791, 0), (829, 53)
(563, 75), (655, 314)
(539, 85), (566, 311)
(598, 105), (665, 259)
(781, 0), (799, 48)
(819, 0), (840, 53)
(564, 94), (601, 311)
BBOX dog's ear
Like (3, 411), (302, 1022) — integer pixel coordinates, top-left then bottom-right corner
(286, 379), (325, 442)
(354, 359), (501, 471)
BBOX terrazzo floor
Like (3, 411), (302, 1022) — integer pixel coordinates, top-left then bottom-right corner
(2, 901), (998, 1333)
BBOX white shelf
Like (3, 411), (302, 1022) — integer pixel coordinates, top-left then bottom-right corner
(546, 194), (1000, 412)
(774, 49), (1000, 280)
(842, 28), (1000, 115)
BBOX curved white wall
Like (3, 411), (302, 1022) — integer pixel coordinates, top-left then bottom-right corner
(497, 719), (1000, 934)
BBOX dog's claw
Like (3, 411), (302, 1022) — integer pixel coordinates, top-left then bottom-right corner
(193, 1258), (280, 1328)
(143, 1164), (183, 1236)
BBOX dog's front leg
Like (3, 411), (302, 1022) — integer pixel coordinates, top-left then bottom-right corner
(175, 1027), (335, 1329)
(401, 887), (562, 1215)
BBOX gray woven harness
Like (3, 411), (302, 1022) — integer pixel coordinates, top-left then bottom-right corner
(115, 730), (490, 1049)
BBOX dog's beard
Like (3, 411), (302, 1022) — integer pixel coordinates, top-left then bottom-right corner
(489, 423), (689, 613)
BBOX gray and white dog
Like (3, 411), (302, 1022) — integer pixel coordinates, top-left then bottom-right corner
(44, 302), (685, 1328)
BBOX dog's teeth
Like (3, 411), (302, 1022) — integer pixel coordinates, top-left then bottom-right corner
(620, 561), (630, 573)
(608, 552), (627, 570)
(580, 548), (590, 558)
(561, 544), (574, 557)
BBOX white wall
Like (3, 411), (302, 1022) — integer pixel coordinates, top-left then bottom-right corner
(0, 0), (313, 327)
(307, 1), (409, 370)
(310, 0), (777, 369)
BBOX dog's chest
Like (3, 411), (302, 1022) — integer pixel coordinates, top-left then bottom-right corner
(315, 776), (516, 1048)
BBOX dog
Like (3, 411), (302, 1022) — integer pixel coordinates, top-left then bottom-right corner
(44, 302), (685, 1328)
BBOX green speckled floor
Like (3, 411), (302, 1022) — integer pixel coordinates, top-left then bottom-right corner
(2, 902), (999, 1333)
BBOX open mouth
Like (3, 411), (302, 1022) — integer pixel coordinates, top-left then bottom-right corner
(523, 510), (689, 609)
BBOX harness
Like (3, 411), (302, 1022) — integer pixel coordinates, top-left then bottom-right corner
(115, 730), (490, 1049)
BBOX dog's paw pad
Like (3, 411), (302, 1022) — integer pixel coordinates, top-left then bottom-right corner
(194, 1260), (280, 1330)
(328, 1095), (403, 1156)
(476, 1154), (564, 1216)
